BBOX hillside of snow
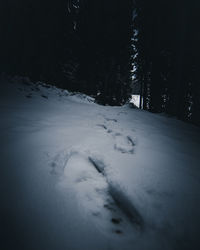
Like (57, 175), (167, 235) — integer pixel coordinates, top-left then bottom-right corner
(1, 77), (200, 250)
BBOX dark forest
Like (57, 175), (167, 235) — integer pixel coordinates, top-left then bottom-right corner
(0, 0), (200, 124)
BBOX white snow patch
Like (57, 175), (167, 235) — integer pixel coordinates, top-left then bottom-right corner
(130, 94), (140, 108)
(1, 76), (200, 250)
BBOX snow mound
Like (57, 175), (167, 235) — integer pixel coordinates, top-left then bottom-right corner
(0, 74), (95, 105)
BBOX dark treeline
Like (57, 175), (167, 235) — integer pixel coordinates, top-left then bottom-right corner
(0, 1), (67, 81)
(133, 0), (200, 125)
(1, 1), (200, 124)
(0, 0), (134, 105)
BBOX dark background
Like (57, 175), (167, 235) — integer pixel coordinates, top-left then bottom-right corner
(0, 0), (200, 125)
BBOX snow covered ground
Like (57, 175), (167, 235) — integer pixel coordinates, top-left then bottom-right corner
(1, 77), (200, 250)
(130, 95), (140, 108)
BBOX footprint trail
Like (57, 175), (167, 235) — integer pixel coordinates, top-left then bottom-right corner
(60, 151), (143, 237)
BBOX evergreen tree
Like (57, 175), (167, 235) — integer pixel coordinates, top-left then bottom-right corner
(133, 0), (200, 125)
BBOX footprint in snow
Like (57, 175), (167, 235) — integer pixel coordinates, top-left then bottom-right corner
(60, 151), (143, 237)
(96, 124), (113, 134)
(96, 124), (107, 130)
(105, 118), (118, 123)
(114, 134), (135, 154)
(117, 111), (127, 116)
(96, 122), (136, 154)
(49, 150), (70, 175)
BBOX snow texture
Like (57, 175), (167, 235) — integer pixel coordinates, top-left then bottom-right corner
(1, 76), (200, 250)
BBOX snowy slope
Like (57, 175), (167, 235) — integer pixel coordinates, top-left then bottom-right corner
(1, 77), (200, 250)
